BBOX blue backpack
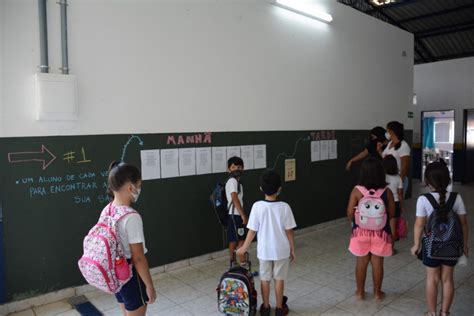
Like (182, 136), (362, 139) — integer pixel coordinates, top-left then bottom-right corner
(423, 192), (464, 260)
(210, 176), (240, 227)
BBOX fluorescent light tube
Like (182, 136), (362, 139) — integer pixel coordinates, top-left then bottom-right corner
(274, 0), (333, 23)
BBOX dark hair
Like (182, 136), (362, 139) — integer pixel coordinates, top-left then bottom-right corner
(387, 121), (405, 149)
(107, 161), (141, 198)
(359, 157), (387, 190)
(382, 155), (398, 176)
(370, 126), (386, 143)
(261, 170), (281, 195)
(424, 161), (451, 221)
(227, 156), (244, 168)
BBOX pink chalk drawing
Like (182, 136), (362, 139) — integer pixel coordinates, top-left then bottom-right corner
(8, 145), (57, 170)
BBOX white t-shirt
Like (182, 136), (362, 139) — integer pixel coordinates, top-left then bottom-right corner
(386, 174), (403, 202)
(383, 140), (411, 174)
(416, 192), (466, 218)
(247, 200), (297, 261)
(115, 206), (148, 259)
(226, 177), (243, 216)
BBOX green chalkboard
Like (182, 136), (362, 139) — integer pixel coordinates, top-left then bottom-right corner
(0, 130), (369, 301)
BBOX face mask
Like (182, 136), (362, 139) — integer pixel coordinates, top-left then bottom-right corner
(230, 170), (243, 178)
(385, 132), (391, 141)
(131, 186), (141, 203)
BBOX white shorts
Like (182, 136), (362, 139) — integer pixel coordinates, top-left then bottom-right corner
(259, 258), (290, 281)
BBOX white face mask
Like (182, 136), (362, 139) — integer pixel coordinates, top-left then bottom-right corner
(131, 186), (141, 203)
(385, 132), (391, 141)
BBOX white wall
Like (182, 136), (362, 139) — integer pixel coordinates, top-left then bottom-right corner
(414, 57), (474, 144)
(0, 0), (413, 137)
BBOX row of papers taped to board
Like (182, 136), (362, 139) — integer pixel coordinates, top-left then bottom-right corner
(140, 139), (337, 181)
(140, 145), (267, 180)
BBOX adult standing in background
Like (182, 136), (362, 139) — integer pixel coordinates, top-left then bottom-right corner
(382, 121), (411, 195)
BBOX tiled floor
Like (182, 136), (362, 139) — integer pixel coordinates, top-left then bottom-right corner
(9, 181), (474, 315)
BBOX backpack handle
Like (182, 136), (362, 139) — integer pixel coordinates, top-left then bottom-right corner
(355, 185), (386, 198)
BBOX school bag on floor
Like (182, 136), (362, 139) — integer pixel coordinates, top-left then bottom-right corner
(422, 192), (464, 260)
(78, 203), (135, 294)
(217, 253), (257, 316)
(354, 186), (387, 230)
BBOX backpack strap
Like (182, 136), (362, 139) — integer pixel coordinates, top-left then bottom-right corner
(423, 192), (457, 211)
(355, 185), (386, 198)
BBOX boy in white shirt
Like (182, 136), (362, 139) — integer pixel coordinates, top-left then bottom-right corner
(237, 171), (296, 316)
(226, 156), (247, 264)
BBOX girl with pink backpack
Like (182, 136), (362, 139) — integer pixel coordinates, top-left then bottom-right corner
(79, 162), (156, 315)
(347, 157), (395, 301)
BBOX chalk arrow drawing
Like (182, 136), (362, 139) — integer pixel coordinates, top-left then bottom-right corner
(8, 145), (57, 170)
(121, 135), (144, 162)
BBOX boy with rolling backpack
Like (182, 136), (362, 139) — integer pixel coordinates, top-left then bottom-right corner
(210, 156), (248, 265)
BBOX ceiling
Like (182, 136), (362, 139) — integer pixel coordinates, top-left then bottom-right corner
(337, 0), (474, 64)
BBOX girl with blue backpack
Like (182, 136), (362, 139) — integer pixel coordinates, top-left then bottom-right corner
(347, 157), (395, 301)
(411, 162), (469, 316)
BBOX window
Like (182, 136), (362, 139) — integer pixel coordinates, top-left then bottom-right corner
(434, 121), (453, 143)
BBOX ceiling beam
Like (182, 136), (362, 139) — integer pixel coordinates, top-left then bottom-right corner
(363, 0), (434, 63)
(434, 51), (474, 61)
(398, 3), (474, 24)
(417, 21), (474, 39)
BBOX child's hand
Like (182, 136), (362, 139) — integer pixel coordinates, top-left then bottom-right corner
(146, 285), (157, 304)
(242, 215), (248, 225)
(410, 245), (420, 257)
(290, 249), (296, 262)
(236, 247), (246, 257)
(345, 161), (352, 171)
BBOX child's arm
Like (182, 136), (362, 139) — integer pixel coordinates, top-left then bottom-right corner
(130, 243), (156, 304)
(398, 188), (404, 212)
(346, 188), (359, 221)
(386, 189), (396, 219)
(459, 214), (469, 256)
(411, 216), (426, 256)
(286, 229), (296, 262)
(231, 192), (247, 224)
(236, 229), (256, 260)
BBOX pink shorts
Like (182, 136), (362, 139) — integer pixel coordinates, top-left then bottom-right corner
(349, 227), (393, 257)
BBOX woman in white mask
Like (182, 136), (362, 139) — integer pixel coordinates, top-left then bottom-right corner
(382, 121), (411, 195)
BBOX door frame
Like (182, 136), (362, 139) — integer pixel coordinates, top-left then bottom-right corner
(420, 110), (455, 178)
(463, 108), (474, 184)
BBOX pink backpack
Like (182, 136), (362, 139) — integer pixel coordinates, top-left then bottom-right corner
(354, 186), (387, 231)
(78, 203), (136, 294)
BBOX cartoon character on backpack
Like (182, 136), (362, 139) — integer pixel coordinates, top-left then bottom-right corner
(354, 185), (387, 230)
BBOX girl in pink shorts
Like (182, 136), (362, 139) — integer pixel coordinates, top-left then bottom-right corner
(347, 157), (395, 301)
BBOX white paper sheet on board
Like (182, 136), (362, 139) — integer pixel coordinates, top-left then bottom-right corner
(254, 144), (267, 169)
(160, 149), (179, 178)
(140, 149), (161, 180)
(226, 146), (241, 160)
(212, 147), (227, 173)
(320, 140), (329, 160)
(311, 141), (321, 162)
(241, 145), (254, 170)
(329, 140), (338, 160)
(196, 147), (212, 175)
(179, 148), (196, 176)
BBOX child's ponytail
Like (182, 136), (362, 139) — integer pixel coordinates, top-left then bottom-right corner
(424, 161), (450, 222)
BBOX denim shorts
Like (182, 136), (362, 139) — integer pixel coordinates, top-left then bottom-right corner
(227, 215), (246, 242)
(115, 264), (149, 311)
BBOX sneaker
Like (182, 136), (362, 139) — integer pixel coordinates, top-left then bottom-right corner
(259, 304), (271, 316)
(282, 296), (289, 315)
(275, 307), (285, 316)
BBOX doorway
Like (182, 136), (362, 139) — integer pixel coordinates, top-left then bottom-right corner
(463, 109), (474, 184)
(421, 110), (455, 181)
